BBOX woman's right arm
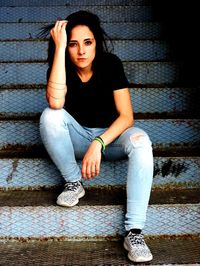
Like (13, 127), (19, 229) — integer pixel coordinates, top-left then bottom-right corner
(46, 20), (68, 109)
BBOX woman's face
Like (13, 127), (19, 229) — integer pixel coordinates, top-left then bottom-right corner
(68, 25), (96, 71)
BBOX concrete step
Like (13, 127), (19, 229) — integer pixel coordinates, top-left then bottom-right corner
(1, 237), (200, 265)
(0, 119), (199, 151)
(0, 188), (199, 239)
(0, 87), (198, 119)
(0, 22), (162, 40)
(0, 157), (199, 190)
(0, 62), (180, 86)
(0, 0), (152, 6)
(0, 6), (154, 23)
(0, 40), (170, 62)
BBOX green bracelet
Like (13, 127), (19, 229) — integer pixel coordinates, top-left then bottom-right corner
(94, 136), (106, 152)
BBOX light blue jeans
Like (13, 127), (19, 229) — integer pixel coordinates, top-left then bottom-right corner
(40, 107), (153, 231)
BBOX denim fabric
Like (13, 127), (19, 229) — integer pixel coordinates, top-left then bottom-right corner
(40, 107), (153, 231)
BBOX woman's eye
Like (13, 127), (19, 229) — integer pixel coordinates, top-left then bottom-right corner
(85, 41), (92, 46)
(68, 42), (77, 47)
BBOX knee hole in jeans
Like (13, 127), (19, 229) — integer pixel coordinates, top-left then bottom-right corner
(130, 133), (145, 143)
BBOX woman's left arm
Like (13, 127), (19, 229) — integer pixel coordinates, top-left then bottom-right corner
(82, 88), (134, 180)
(100, 88), (134, 145)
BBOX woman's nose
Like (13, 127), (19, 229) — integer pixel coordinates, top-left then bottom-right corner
(78, 45), (85, 55)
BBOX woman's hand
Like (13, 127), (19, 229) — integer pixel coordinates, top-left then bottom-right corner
(81, 141), (102, 180)
(50, 20), (68, 49)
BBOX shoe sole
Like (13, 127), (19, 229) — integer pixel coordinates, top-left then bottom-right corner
(123, 240), (153, 263)
(56, 189), (86, 207)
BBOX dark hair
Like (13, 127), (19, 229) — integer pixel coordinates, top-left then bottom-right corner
(39, 10), (113, 70)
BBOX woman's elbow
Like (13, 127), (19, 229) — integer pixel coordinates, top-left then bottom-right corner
(129, 116), (134, 127)
(47, 98), (65, 110)
(126, 112), (134, 127)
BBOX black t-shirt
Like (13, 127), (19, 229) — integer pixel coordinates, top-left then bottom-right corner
(47, 53), (129, 128)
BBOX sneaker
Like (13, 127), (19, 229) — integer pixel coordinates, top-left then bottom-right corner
(56, 181), (85, 207)
(124, 231), (153, 263)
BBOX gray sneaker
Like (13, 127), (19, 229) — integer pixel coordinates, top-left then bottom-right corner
(124, 231), (153, 263)
(56, 181), (85, 207)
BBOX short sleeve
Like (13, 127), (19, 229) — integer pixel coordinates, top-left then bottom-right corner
(105, 53), (130, 90)
(46, 67), (51, 81)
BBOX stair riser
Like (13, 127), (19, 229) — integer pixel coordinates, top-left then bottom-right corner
(0, 41), (169, 62)
(0, 22), (162, 40)
(0, 6), (153, 23)
(0, 120), (199, 149)
(0, 88), (198, 117)
(0, 62), (180, 85)
(0, 204), (199, 238)
(0, 158), (199, 190)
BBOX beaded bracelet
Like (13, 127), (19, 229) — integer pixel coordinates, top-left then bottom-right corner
(94, 136), (106, 152)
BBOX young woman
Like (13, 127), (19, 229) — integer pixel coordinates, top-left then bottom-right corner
(40, 10), (154, 263)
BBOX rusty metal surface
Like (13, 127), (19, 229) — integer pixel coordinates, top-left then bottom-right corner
(0, 157), (199, 190)
(0, 62), (181, 86)
(0, 0), (152, 6)
(0, 87), (198, 118)
(0, 40), (170, 62)
(0, 188), (199, 238)
(0, 6), (153, 23)
(0, 188), (200, 207)
(0, 119), (199, 150)
(0, 22), (162, 41)
(0, 237), (200, 265)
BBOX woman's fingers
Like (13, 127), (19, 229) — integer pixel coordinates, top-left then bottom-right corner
(82, 160), (100, 180)
(51, 20), (67, 35)
(50, 20), (68, 48)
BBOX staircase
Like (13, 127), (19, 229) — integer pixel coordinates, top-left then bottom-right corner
(0, 0), (199, 265)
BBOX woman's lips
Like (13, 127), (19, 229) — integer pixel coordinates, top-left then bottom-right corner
(77, 58), (87, 62)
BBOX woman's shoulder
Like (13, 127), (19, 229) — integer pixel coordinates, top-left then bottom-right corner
(98, 53), (123, 72)
(100, 52), (122, 63)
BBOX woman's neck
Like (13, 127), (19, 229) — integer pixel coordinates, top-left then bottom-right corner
(76, 67), (93, 83)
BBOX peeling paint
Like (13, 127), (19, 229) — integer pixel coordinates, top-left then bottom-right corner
(6, 159), (19, 182)
(154, 159), (188, 178)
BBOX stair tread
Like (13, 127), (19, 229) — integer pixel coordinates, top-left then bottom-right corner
(0, 237), (200, 265)
(0, 6), (154, 23)
(1, 86), (198, 119)
(0, 0), (152, 7)
(0, 61), (181, 86)
(0, 22), (162, 41)
(1, 188), (200, 207)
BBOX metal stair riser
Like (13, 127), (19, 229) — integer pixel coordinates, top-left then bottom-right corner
(0, 120), (199, 148)
(0, 87), (198, 117)
(0, 22), (162, 41)
(0, 62), (180, 85)
(0, 40), (170, 62)
(0, 204), (199, 238)
(0, 158), (199, 190)
(0, 6), (153, 23)
(0, 0), (151, 7)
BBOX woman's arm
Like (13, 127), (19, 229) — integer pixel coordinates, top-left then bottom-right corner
(99, 88), (134, 145)
(82, 88), (134, 179)
(46, 20), (68, 109)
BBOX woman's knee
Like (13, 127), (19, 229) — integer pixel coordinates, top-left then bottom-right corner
(122, 127), (152, 149)
(40, 107), (65, 127)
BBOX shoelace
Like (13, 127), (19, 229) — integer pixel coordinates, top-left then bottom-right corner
(129, 233), (145, 246)
(64, 181), (80, 191)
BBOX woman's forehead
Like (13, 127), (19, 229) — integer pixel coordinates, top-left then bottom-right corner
(69, 25), (94, 40)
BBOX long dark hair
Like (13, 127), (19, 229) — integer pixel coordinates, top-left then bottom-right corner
(39, 10), (113, 71)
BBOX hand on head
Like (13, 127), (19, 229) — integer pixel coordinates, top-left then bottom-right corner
(50, 20), (68, 49)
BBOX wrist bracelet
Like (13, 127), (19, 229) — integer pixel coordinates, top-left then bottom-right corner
(48, 80), (66, 85)
(47, 83), (67, 90)
(94, 136), (106, 152)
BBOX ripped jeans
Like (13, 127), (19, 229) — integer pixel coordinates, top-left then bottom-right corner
(40, 107), (154, 231)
